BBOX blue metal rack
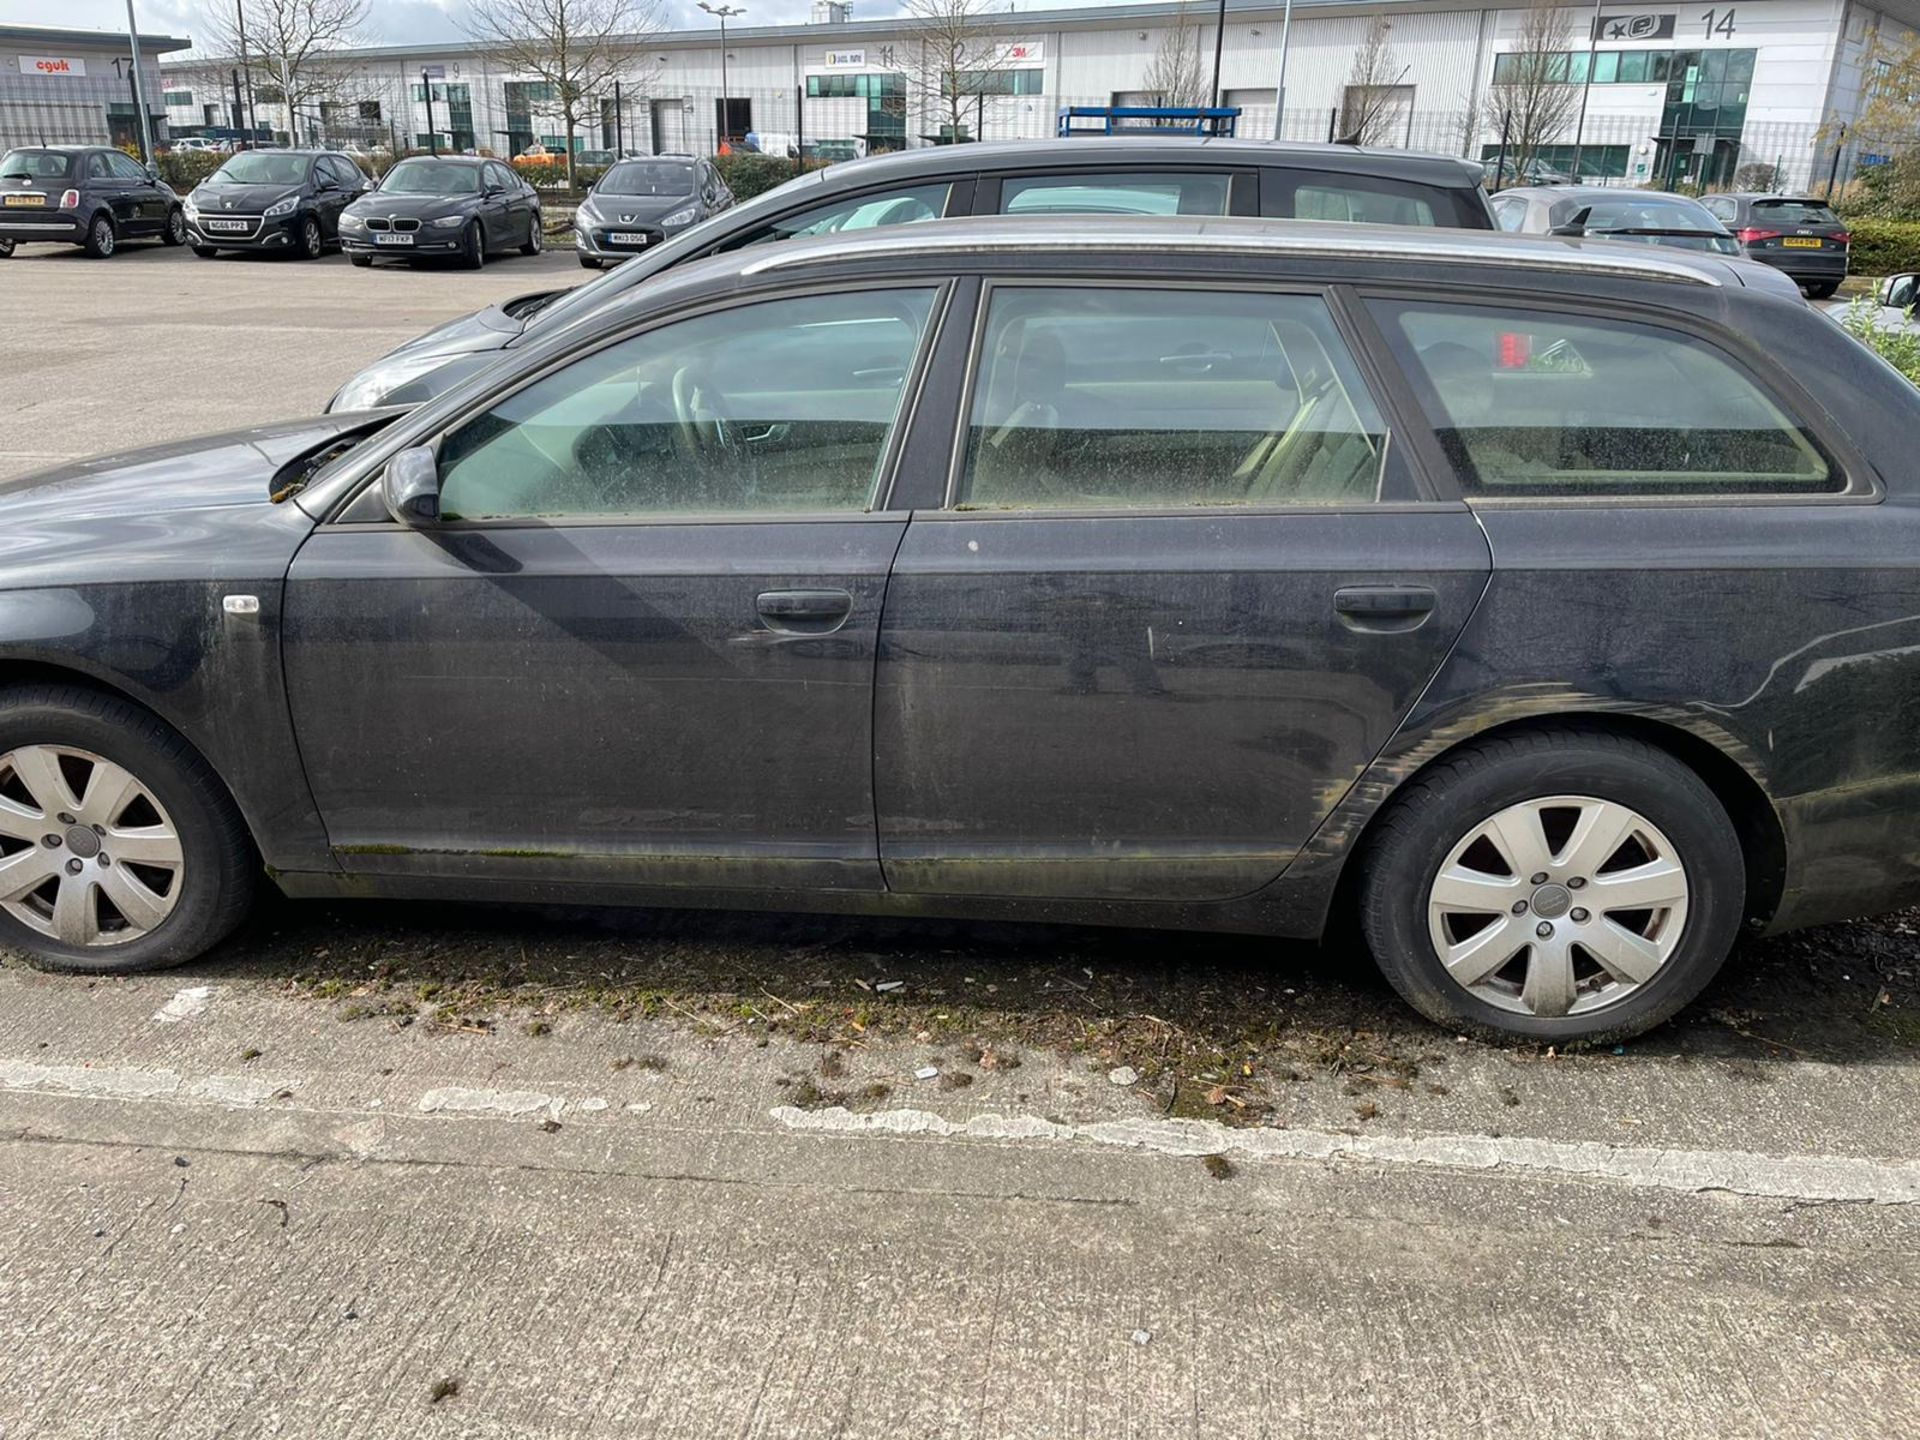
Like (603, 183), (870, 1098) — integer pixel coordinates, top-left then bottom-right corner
(1056, 106), (1242, 138)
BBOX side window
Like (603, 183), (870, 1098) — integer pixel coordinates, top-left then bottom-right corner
(999, 171), (1229, 217)
(87, 153), (112, 180)
(957, 287), (1389, 510)
(1702, 196), (1735, 222)
(1375, 302), (1839, 497)
(490, 162), (517, 191)
(109, 152), (148, 180)
(716, 183), (951, 250)
(436, 287), (939, 520)
(1263, 172), (1467, 227)
(1491, 196), (1527, 231)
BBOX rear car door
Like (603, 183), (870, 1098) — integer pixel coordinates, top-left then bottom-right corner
(284, 282), (947, 893)
(874, 281), (1491, 901)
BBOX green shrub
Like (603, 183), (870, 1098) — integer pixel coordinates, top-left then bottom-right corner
(156, 149), (223, 191)
(1838, 298), (1920, 387)
(712, 151), (803, 201)
(1843, 218), (1920, 276)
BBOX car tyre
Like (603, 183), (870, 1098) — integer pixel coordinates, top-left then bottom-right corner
(192, 244), (220, 259)
(462, 221), (484, 270)
(579, 255), (602, 269)
(1357, 726), (1744, 1045)
(0, 684), (256, 976)
(83, 213), (116, 258)
(521, 213), (542, 256)
(0, 237), (14, 258)
(1804, 281), (1839, 300)
(297, 215), (323, 259)
(349, 253), (373, 268)
(162, 207), (187, 246)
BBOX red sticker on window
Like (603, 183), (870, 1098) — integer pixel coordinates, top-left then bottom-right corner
(1497, 331), (1532, 370)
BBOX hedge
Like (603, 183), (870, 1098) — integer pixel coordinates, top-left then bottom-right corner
(712, 151), (811, 201)
(155, 149), (224, 191)
(1843, 218), (1920, 276)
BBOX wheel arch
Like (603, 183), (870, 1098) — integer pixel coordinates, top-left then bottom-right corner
(1333, 711), (1788, 935)
(0, 659), (262, 863)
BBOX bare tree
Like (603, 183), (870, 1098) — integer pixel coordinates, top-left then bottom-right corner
(465, 0), (664, 186)
(901, 0), (1026, 144)
(1141, 3), (1208, 110)
(1486, 0), (1581, 181)
(197, 0), (371, 145)
(1339, 18), (1408, 145)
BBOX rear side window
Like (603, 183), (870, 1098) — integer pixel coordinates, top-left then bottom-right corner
(999, 171), (1230, 216)
(957, 287), (1388, 509)
(1375, 302), (1839, 498)
(1752, 199), (1841, 226)
(0, 149), (72, 179)
(1263, 171), (1480, 227)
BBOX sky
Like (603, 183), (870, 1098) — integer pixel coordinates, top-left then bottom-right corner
(0, 0), (1134, 52)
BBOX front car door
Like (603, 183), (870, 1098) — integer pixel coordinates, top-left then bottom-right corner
(874, 280), (1491, 900)
(108, 151), (162, 232)
(283, 282), (949, 894)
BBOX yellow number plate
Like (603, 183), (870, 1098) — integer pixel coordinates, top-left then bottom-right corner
(2, 194), (46, 207)
(1781, 237), (1824, 248)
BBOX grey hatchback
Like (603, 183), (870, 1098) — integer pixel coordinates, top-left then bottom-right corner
(0, 217), (1913, 1046)
(0, 145), (186, 258)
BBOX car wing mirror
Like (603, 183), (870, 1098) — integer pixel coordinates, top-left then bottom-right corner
(1548, 223), (1587, 237)
(381, 446), (442, 525)
(1879, 273), (1918, 310)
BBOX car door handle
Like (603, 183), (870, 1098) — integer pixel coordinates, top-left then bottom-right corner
(756, 589), (853, 629)
(1334, 586), (1436, 617)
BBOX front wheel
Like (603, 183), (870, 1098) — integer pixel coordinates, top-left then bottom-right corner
(349, 252), (373, 268)
(192, 244), (219, 259)
(579, 255), (602, 269)
(461, 221), (484, 270)
(521, 213), (543, 256)
(83, 213), (116, 258)
(162, 207), (187, 246)
(297, 215), (322, 259)
(0, 685), (256, 974)
(1358, 728), (1744, 1044)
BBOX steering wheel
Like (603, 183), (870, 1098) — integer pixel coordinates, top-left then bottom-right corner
(671, 365), (736, 457)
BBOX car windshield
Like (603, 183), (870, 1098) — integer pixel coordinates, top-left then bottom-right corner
(209, 152), (309, 186)
(1579, 198), (1721, 233)
(1753, 199), (1841, 226)
(599, 161), (696, 196)
(526, 169), (825, 335)
(0, 149), (73, 179)
(381, 159), (480, 195)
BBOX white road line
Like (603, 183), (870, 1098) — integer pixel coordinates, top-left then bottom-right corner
(770, 1105), (1920, 1206)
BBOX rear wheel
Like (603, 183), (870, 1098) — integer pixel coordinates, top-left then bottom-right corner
(1804, 280), (1839, 300)
(0, 238), (13, 258)
(162, 207), (187, 246)
(0, 686), (255, 974)
(83, 213), (116, 258)
(297, 215), (323, 259)
(1358, 728), (1744, 1044)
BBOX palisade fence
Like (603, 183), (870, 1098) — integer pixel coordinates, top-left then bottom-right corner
(6, 82), (1906, 201)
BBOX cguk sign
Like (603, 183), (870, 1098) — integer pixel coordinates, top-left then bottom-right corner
(18, 55), (88, 77)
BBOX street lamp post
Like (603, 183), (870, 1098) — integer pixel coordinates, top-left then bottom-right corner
(1268, 0), (1294, 141)
(123, 0), (156, 164)
(699, 2), (746, 147)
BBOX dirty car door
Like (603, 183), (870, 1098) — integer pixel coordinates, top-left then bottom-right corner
(283, 285), (945, 892)
(875, 283), (1490, 902)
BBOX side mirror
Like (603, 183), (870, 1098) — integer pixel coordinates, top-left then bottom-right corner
(1880, 273), (1918, 310)
(1548, 223), (1588, 237)
(382, 446), (442, 525)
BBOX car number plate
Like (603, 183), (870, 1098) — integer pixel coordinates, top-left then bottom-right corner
(1781, 237), (1823, 248)
(374, 232), (414, 246)
(609, 232), (649, 246)
(2, 194), (45, 207)
(205, 218), (249, 232)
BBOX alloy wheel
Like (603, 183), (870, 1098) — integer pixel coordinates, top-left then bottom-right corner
(1425, 795), (1689, 1019)
(91, 217), (114, 256)
(0, 745), (184, 947)
(302, 217), (321, 257)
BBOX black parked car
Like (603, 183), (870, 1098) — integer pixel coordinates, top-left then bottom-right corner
(0, 217), (1912, 1046)
(575, 154), (732, 268)
(1492, 186), (1742, 256)
(0, 145), (185, 258)
(340, 155), (542, 269)
(1702, 192), (1851, 298)
(327, 137), (1496, 409)
(185, 148), (371, 259)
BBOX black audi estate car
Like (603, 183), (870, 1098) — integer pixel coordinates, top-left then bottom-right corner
(1701, 192), (1851, 298)
(340, 154), (542, 268)
(0, 218), (1913, 1045)
(327, 137), (1495, 410)
(0, 144), (184, 258)
(185, 148), (371, 259)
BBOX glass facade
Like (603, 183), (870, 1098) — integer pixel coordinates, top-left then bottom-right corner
(806, 71), (907, 147)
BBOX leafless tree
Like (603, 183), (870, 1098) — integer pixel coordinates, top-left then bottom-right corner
(901, 0), (1026, 144)
(1141, 3), (1208, 110)
(465, 0), (664, 185)
(1339, 18), (1408, 145)
(1487, 0), (1581, 180)
(197, 0), (371, 145)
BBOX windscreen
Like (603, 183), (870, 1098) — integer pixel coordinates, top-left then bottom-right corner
(210, 152), (309, 186)
(599, 161), (696, 196)
(381, 159), (480, 195)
